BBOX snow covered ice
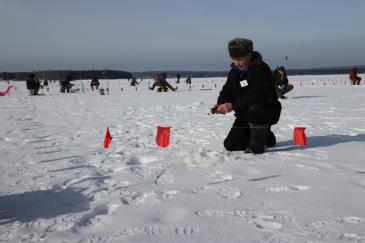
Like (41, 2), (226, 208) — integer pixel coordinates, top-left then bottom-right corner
(0, 75), (365, 242)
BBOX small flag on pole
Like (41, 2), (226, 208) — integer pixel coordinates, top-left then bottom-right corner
(104, 127), (112, 148)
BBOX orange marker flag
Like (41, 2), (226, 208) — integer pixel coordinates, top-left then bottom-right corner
(293, 127), (307, 146)
(104, 127), (112, 148)
(156, 126), (171, 148)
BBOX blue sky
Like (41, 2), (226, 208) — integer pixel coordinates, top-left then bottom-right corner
(0, 0), (364, 71)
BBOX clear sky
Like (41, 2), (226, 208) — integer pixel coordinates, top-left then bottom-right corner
(0, 0), (364, 72)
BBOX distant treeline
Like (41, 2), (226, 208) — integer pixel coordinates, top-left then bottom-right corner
(0, 69), (133, 81)
(133, 66), (364, 79)
(286, 65), (365, 76)
(132, 71), (228, 79)
(0, 65), (363, 81)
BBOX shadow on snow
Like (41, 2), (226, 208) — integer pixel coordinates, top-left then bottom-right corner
(0, 187), (91, 225)
(272, 133), (365, 152)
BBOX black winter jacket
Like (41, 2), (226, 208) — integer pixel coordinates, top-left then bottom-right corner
(217, 51), (281, 119)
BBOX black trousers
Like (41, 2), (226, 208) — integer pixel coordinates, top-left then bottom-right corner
(224, 103), (281, 151)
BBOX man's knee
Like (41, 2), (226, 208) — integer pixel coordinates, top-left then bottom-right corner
(223, 130), (249, 151)
(224, 138), (236, 151)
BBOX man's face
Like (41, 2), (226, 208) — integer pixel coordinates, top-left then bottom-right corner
(233, 55), (250, 70)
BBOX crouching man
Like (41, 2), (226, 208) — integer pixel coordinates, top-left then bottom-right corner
(211, 38), (282, 154)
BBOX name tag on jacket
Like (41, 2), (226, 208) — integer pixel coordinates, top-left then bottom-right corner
(240, 80), (248, 87)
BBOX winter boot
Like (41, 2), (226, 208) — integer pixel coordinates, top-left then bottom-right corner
(265, 127), (276, 148)
(248, 123), (269, 154)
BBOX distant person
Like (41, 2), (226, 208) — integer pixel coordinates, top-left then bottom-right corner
(150, 72), (177, 91)
(211, 37), (281, 154)
(43, 80), (49, 92)
(60, 75), (73, 93)
(26, 73), (36, 96)
(273, 66), (294, 99)
(130, 77), (139, 86)
(349, 68), (362, 85)
(90, 77), (100, 91)
(186, 75), (192, 84)
(34, 79), (41, 95)
(176, 73), (181, 83)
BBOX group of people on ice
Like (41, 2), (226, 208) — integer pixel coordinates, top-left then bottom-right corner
(59, 75), (74, 93)
(26, 73), (76, 95)
(175, 73), (192, 84)
(128, 72), (192, 92)
(144, 66), (291, 97)
(26, 74), (41, 96)
(149, 72), (178, 92)
(26, 74), (49, 96)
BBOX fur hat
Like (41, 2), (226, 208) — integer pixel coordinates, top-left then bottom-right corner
(228, 38), (253, 58)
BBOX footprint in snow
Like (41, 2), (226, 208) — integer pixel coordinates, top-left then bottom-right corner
(209, 171), (234, 183)
(216, 187), (242, 198)
(339, 216), (364, 224)
(253, 215), (283, 230)
(155, 174), (175, 185)
(175, 227), (199, 235)
(119, 226), (166, 236)
(20, 232), (48, 242)
(119, 226), (199, 237)
(120, 189), (179, 206)
(48, 215), (79, 231)
(339, 233), (365, 241)
(305, 219), (341, 240)
(74, 203), (119, 228)
(260, 185), (310, 192)
(0, 221), (24, 241)
(78, 235), (114, 243)
(195, 210), (247, 218)
(195, 210), (294, 233)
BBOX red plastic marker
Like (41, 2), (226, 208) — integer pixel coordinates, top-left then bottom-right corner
(156, 126), (171, 148)
(293, 127), (307, 146)
(0, 86), (12, 96)
(104, 127), (112, 148)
